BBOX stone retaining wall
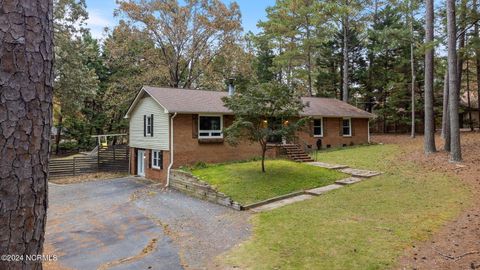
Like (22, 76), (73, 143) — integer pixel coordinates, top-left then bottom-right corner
(170, 170), (242, 210)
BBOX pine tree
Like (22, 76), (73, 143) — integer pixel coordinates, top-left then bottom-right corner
(424, 0), (437, 153)
(0, 1), (53, 268)
(446, 0), (462, 162)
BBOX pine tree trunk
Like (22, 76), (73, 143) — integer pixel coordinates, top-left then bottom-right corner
(447, 0), (462, 161)
(442, 72), (451, 151)
(475, 0), (480, 129)
(342, 1), (349, 103)
(306, 19), (313, 97)
(0, 1), (53, 269)
(410, 0), (416, 138)
(456, 0), (467, 95)
(424, 0), (437, 153)
(366, 0), (379, 114)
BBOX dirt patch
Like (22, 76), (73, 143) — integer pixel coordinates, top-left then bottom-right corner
(49, 172), (128, 184)
(372, 132), (480, 270)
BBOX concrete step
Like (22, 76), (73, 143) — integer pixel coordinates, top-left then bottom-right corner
(250, 194), (314, 212)
(306, 162), (349, 170)
(305, 184), (343, 196)
(335, 177), (363, 185)
(338, 168), (382, 178)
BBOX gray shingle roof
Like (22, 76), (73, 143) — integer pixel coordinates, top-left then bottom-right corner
(139, 86), (374, 118)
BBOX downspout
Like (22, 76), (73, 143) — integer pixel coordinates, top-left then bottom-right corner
(166, 112), (177, 188)
(368, 119), (371, 143)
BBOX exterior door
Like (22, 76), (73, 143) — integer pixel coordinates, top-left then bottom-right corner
(137, 150), (145, 177)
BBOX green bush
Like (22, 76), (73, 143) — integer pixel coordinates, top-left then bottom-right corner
(192, 161), (208, 170)
(57, 141), (79, 151)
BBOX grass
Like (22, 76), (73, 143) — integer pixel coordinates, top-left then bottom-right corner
(221, 144), (472, 270)
(190, 159), (347, 205)
(311, 144), (396, 170)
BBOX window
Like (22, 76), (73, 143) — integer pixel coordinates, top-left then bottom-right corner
(313, 118), (323, 137)
(199, 115), (223, 138)
(152, 150), (163, 169)
(145, 115), (153, 137)
(342, 118), (351, 136)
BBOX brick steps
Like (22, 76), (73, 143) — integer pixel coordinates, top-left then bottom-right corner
(281, 144), (314, 162)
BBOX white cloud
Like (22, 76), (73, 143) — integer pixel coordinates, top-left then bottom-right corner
(87, 11), (112, 27)
(86, 9), (114, 39)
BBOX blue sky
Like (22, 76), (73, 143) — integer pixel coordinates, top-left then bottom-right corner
(85, 0), (275, 40)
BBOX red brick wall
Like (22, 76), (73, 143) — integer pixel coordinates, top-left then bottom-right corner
(129, 147), (170, 185)
(172, 114), (274, 167)
(297, 117), (369, 149)
(130, 115), (370, 183)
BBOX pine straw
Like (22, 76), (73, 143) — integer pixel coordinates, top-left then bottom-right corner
(49, 172), (129, 185)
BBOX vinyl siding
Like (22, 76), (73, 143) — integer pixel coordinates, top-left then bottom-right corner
(129, 96), (170, 150)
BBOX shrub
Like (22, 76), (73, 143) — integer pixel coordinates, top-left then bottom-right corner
(60, 141), (78, 151)
(192, 161), (208, 170)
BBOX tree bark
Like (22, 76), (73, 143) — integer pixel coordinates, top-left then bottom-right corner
(456, 0), (467, 100)
(475, 0), (480, 129)
(342, 1), (349, 103)
(260, 142), (266, 173)
(0, 1), (53, 269)
(424, 0), (437, 153)
(447, 0), (462, 161)
(366, 0), (378, 114)
(410, 0), (416, 138)
(442, 72), (451, 151)
(306, 17), (313, 97)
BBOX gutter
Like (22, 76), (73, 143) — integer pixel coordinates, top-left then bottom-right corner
(166, 112), (177, 188)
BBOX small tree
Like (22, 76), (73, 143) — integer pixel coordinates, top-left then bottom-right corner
(222, 83), (307, 172)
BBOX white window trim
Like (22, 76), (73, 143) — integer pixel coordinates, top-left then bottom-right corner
(146, 115), (153, 136)
(342, 118), (352, 137)
(152, 150), (162, 169)
(198, 114), (223, 139)
(313, 117), (323, 137)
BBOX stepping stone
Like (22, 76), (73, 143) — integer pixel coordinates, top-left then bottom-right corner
(339, 168), (382, 178)
(335, 177), (363, 185)
(305, 184), (343, 196)
(250, 194), (314, 212)
(307, 162), (349, 170)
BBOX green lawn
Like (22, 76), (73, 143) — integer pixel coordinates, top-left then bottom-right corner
(191, 159), (346, 205)
(221, 144), (472, 270)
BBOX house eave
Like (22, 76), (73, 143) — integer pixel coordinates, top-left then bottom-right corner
(124, 87), (170, 119)
(300, 114), (375, 119)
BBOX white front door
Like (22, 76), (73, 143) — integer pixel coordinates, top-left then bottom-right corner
(137, 150), (145, 177)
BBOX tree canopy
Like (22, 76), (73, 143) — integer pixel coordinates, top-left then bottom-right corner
(222, 82), (307, 172)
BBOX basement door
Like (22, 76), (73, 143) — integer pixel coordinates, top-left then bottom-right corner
(137, 149), (145, 177)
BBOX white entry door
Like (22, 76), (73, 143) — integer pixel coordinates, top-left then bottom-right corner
(137, 150), (145, 177)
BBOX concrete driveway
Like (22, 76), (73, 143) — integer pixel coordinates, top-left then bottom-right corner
(45, 178), (251, 270)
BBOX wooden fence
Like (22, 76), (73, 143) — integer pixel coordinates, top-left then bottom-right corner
(49, 145), (129, 179)
(98, 145), (129, 172)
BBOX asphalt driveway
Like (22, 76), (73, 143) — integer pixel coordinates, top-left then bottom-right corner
(45, 177), (251, 270)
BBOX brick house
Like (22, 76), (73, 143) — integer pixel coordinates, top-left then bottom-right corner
(124, 86), (374, 185)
